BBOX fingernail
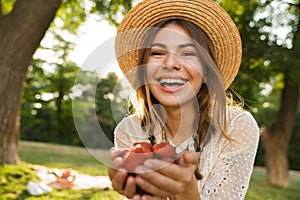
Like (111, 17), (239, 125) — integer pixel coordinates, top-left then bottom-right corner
(110, 147), (119, 155)
(134, 166), (147, 174)
(115, 157), (123, 162)
(135, 165), (154, 174)
(119, 167), (127, 173)
(135, 176), (144, 184)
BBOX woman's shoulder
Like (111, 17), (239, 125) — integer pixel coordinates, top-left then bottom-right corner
(118, 113), (142, 124)
(114, 113), (146, 138)
(226, 106), (260, 138)
(226, 106), (256, 123)
(114, 113), (145, 149)
(115, 113), (142, 130)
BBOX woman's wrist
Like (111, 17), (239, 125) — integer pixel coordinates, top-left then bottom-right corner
(170, 176), (200, 200)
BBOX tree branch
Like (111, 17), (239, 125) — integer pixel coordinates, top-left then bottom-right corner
(3, 0), (62, 63)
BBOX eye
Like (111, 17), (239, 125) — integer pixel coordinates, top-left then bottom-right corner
(151, 51), (163, 56)
(182, 51), (196, 57)
(150, 50), (165, 57)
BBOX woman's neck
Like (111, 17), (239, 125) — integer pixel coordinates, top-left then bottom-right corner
(163, 104), (198, 145)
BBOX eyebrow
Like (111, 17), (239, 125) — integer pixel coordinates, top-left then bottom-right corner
(150, 43), (166, 48)
(150, 43), (196, 49)
(178, 43), (196, 49)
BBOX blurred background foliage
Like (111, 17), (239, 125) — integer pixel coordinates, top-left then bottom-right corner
(2, 0), (297, 171)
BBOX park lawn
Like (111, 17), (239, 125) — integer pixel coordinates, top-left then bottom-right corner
(246, 167), (300, 200)
(0, 141), (299, 200)
(1, 141), (123, 200)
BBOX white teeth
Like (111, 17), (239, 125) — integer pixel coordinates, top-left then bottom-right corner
(159, 78), (186, 85)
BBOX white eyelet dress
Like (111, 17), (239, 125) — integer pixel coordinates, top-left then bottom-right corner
(114, 107), (260, 200)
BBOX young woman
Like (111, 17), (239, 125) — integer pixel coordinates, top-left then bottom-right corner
(109, 0), (259, 199)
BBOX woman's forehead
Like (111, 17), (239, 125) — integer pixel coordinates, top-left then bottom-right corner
(151, 24), (193, 46)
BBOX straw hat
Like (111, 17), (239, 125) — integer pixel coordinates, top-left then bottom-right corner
(115, 0), (242, 89)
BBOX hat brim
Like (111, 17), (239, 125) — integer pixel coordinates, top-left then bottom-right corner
(115, 0), (242, 89)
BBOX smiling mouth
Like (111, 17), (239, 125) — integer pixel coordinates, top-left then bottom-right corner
(158, 78), (187, 89)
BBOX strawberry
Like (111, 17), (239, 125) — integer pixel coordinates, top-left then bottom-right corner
(133, 141), (153, 150)
(122, 145), (153, 172)
(61, 168), (72, 178)
(121, 141), (177, 195)
(153, 142), (176, 159)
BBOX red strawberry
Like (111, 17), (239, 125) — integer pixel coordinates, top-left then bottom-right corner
(133, 142), (153, 150)
(121, 141), (177, 195)
(153, 142), (175, 159)
(61, 168), (72, 178)
(122, 146), (153, 172)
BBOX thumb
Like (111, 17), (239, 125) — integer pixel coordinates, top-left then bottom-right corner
(183, 151), (203, 180)
(109, 147), (123, 160)
(184, 151), (200, 165)
(177, 151), (200, 165)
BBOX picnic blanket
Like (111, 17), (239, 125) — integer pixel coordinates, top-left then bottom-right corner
(27, 165), (112, 196)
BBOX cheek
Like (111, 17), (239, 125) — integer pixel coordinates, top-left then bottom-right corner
(194, 81), (203, 94)
(194, 69), (205, 87)
(189, 61), (205, 79)
(145, 65), (158, 83)
(189, 63), (205, 92)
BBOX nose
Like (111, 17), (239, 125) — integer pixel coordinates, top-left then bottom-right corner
(163, 52), (181, 70)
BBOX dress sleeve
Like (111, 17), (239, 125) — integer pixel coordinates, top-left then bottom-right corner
(200, 110), (260, 200)
(114, 114), (148, 149)
(114, 126), (133, 149)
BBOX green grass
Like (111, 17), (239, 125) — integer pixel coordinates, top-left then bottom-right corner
(0, 141), (123, 200)
(0, 141), (300, 199)
(0, 163), (123, 200)
(246, 168), (300, 200)
(18, 141), (109, 176)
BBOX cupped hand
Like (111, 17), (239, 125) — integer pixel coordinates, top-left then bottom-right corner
(133, 150), (201, 199)
(108, 147), (137, 198)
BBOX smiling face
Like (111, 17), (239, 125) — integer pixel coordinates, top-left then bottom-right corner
(145, 23), (205, 108)
(134, 19), (227, 145)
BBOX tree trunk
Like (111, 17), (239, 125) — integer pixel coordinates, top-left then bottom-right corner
(261, 73), (299, 188)
(0, 0), (62, 165)
(56, 67), (64, 139)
